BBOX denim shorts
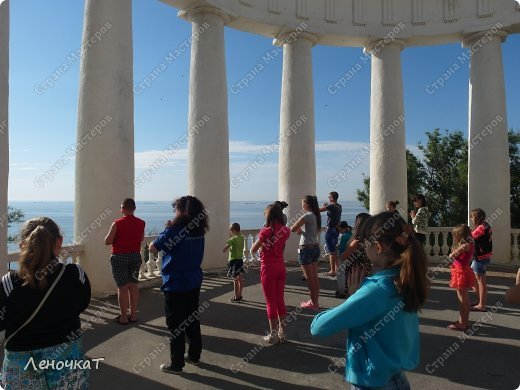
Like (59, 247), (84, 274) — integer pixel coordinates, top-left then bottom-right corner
(350, 372), (410, 390)
(298, 246), (320, 265)
(471, 258), (491, 275)
(325, 228), (339, 253)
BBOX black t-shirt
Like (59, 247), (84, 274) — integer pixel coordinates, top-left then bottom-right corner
(0, 261), (91, 351)
(326, 203), (342, 228)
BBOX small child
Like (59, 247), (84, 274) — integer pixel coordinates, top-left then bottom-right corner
(223, 222), (245, 302)
(335, 221), (352, 299)
(447, 224), (476, 331)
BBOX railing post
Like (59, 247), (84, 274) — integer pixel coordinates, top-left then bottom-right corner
(139, 242), (148, 279)
(432, 231), (441, 261)
(424, 231), (432, 258)
(441, 231), (450, 258)
(147, 249), (155, 275)
(156, 252), (163, 276)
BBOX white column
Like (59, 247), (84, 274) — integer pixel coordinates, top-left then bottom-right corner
(180, 6), (230, 269)
(465, 30), (510, 263)
(366, 40), (407, 217)
(0, 0), (9, 268)
(277, 31), (317, 261)
(75, 0), (134, 295)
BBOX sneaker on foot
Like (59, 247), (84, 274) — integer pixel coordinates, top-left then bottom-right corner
(263, 332), (280, 345)
(300, 300), (319, 310)
(160, 363), (182, 375)
(278, 331), (287, 343)
(184, 354), (200, 366)
(229, 296), (240, 302)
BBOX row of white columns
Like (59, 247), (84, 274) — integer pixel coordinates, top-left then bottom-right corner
(0, 2), (511, 293)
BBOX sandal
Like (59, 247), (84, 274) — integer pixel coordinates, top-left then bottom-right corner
(447, 322), (468, 331)
(114, 315), (129, 325)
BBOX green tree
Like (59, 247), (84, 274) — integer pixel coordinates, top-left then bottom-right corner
(356, 150), (426, 211)
(7, 206), (24, 242)
(418, 129), (468, 226)
(509, 131), (520, 228)
(406, 150), (427, 203)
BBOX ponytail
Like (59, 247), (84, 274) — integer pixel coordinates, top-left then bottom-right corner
(312, 196), (321, 231)
(18, 218), (61, 289)
(397, 234), (429, 312)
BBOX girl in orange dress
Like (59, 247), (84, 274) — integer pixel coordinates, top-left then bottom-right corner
(448, 224), (476, 331)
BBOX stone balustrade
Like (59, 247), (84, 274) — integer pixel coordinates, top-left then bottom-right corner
(5, 227), (519, 279)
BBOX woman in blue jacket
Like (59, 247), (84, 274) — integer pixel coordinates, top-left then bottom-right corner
(150, 196), (208, 375)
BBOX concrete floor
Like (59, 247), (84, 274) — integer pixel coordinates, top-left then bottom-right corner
(12, 263), (519, 390)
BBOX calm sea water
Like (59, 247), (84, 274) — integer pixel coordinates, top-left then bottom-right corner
(7, 200), (366, 252)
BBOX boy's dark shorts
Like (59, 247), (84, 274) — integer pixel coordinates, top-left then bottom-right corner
(227, 259), (244, 278)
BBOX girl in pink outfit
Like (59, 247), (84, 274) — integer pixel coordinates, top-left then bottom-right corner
(447, 224), (476, 331)
(251, 203), (291, 345)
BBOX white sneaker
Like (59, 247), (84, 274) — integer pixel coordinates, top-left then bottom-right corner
(263, 331), (280, 345)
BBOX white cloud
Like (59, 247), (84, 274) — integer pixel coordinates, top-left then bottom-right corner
(135, 149), (188, 168)
(9, 139), (422, 201)
(315, 141), (367, 152)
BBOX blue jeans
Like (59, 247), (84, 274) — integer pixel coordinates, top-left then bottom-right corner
(350, 372), (410, 390)
(298, 246), (320, 265)
(471, 258), (490, 275)
(325, 228), (339, 253)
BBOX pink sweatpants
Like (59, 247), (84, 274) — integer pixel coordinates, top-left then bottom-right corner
(260, 262), (287, 320)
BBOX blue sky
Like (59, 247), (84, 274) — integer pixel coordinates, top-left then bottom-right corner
(7, 0), (520, 202)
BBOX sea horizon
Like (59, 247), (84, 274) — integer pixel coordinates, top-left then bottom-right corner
(7, 200), (367, 252)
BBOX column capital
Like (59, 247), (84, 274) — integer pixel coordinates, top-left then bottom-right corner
(178, 4), (234, 24)
(462, 28), (507, 48)
(273, 26), (320, 47)
(364, 38), (406, 55)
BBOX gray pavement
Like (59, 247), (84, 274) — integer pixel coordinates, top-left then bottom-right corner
(24, 264), (520, 389)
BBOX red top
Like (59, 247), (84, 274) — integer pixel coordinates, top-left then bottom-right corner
(112, 215), (145, 254)
(258, 223), (290, 264)
(453, 242), (474, 268)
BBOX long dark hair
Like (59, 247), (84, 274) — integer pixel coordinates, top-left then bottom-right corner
(360, 211), (429, 312)
(353, 213), (371, 240)
(265, 203), (285, 228)
(19, 217), (62, 289)
(303, 195), (321, 230)
(470, 208), (486, 226)
(171, 196), (209, 236)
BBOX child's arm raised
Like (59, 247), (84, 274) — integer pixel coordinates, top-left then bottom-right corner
(311, 279), (394, 337)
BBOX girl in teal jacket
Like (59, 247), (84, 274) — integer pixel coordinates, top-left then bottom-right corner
(311, 212), (429, 389)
